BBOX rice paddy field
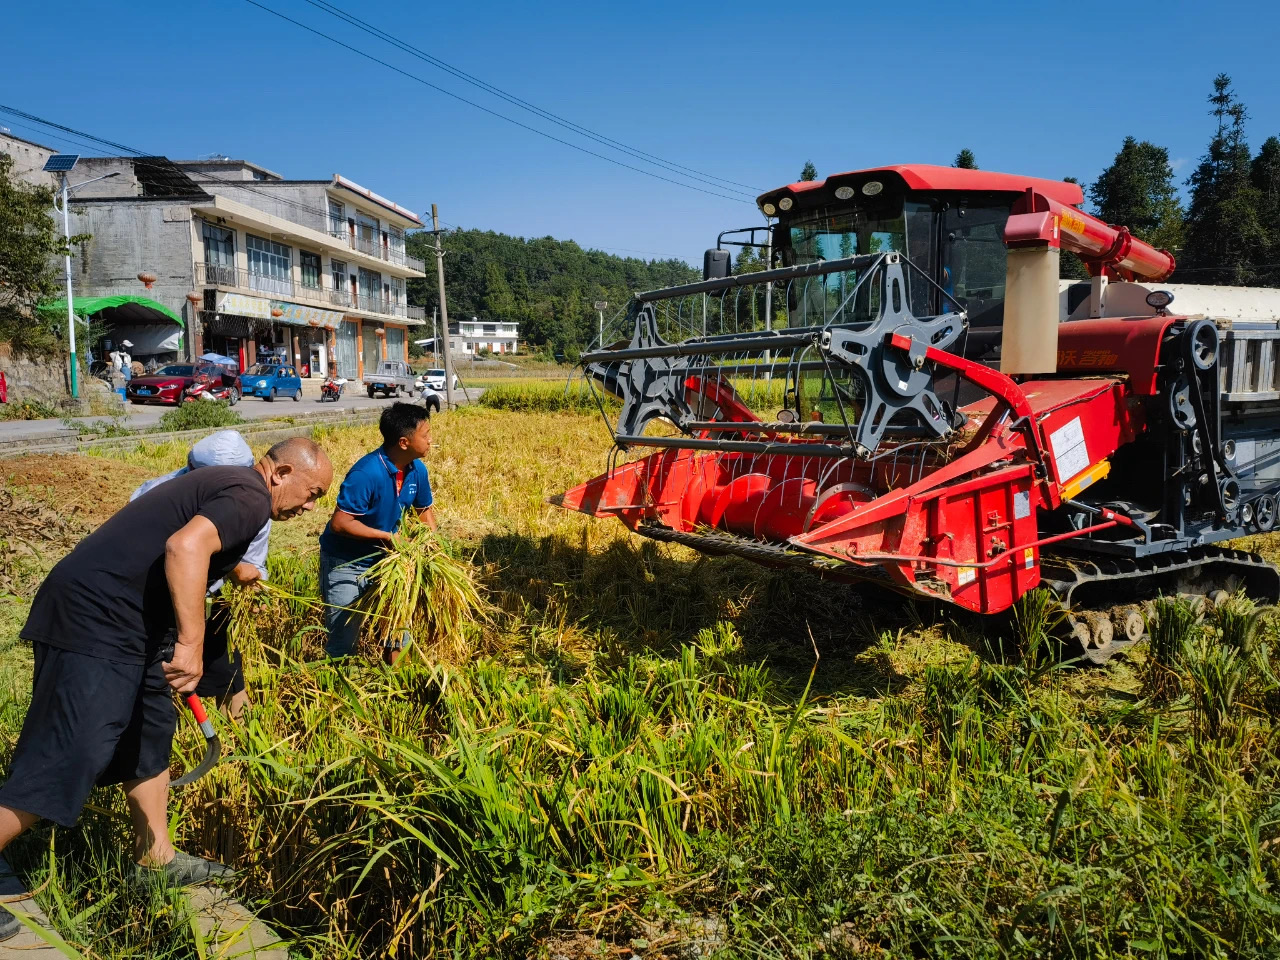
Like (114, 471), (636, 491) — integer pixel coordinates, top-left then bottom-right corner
(2, 399), (1280, 958)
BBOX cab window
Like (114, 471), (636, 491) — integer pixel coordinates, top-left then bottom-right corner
(940, 200), (1015, 327)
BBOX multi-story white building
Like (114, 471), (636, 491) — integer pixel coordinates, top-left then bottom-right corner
(1, 132), (427, 379)
(449, 317), (519, 355)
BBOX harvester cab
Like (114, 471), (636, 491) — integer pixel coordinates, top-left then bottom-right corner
(557, 164), (1280, 661)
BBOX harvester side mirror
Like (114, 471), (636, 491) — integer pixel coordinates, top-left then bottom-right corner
(703, 248), (731, 281)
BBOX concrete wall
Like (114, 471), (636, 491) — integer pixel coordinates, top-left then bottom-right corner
(202, 181), (330, 234)
(71, 157), (146, 199)
(0, 131), (56, 189)
(68, 199), (198, 356)
(178, 160), (281, 182)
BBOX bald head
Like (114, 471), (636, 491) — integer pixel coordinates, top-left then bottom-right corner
(267, 436), (328, 471)
(257, 437), (333, 521)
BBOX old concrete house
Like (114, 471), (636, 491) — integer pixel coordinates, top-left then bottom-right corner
(1, 131), (426, 380)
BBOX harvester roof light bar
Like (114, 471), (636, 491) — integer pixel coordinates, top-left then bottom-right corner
(42, 154), (80, 172)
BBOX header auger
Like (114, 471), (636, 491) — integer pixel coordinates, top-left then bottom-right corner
(555, 164), (1280, 661)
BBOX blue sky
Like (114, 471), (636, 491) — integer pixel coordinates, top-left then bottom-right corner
(4, 0), (1278, 265)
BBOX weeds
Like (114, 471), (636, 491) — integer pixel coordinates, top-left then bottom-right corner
(0, 398), (59, 421)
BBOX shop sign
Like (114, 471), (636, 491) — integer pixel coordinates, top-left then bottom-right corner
(271, 301), (344, 329)
(216, 292), (271, 319)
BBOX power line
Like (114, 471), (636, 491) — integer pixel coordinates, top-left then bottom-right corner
(238, 0), (754, 205)
(301, 0), (762, 196)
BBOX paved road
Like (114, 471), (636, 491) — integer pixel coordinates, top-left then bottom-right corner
(0, 383), (481, 442)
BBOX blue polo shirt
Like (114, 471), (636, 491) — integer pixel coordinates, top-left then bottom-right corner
(318, 449), (434, 565)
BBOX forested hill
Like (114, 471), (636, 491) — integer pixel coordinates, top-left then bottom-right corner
(406, 229), (696, 355)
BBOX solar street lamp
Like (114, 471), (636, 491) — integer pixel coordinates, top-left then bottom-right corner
(43, 155), (120, 399)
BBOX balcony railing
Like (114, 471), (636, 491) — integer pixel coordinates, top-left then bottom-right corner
(194, 262), (421, 321)
(322, 224), (426, 272)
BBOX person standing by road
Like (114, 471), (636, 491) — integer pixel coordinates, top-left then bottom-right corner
(319, 402), (436, 665)
(0, 438), (332, 942)
(130, 430), (272, 720)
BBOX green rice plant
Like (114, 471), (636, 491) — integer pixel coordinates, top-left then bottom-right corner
(357, 514), (491, 660)
(477, 380), (615, 414)
(1213, 592), (1263, 656)
(1143, 595), (1202, 703)
(1184, 628), (1250, 744)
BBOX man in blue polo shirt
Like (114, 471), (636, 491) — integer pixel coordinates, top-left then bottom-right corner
(318, 402), (436, 664)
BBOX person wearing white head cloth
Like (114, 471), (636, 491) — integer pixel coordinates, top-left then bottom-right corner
(130, 430), (271, 719)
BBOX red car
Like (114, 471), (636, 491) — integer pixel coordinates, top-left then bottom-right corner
(126, 362), (238, 406)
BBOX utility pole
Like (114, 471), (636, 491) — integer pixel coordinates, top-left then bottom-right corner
(58, 172), (77, 399)
(593, 300), (607, 348)
(432, 307), (439, 366)
(431, 204), (457, 410)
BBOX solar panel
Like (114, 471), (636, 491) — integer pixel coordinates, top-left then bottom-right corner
(42, 154), (80, 172)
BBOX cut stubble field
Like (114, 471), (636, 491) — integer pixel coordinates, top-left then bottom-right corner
(2, 405), (1280, 958)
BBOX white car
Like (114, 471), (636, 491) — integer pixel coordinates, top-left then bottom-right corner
(415, 368), (459, 392)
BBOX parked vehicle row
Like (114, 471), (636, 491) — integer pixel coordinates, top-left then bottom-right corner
(128, 355), (452, 410)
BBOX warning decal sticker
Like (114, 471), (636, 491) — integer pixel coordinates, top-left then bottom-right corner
(1049, 416), (1090, 482)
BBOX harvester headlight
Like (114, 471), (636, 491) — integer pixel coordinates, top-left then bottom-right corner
(778, 197), (793, 211)
(862, 180), (884, 196)
(761, 202), (776, 216)
(834, 185), (855, 200)
(1145, 289), (1175, 310)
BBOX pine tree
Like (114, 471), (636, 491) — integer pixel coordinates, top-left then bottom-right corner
(1251, 136), (1280, 285)
(953, 149), (978, 170)
(1089, 137), (1184, 254)
(799, 161), (818, 182)
(481, 261), (515, 318)
(1182, 74), (1266, 284)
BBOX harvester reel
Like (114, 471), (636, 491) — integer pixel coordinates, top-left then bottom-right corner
(602, 301), (694, 439)
(822, 260), (965, 457)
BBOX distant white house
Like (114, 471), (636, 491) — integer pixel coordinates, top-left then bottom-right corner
(450, 317), (519, 354)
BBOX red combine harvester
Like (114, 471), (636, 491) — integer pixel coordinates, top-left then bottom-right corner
(556, 165), (1280, 661)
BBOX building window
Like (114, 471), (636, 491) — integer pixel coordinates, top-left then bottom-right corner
(330, 259), (348, 306)
(300, 251), (322, 289)
(356, 214), (379, 257)
(247, 233), (292, 296)
(202, 222), (235, 285)
(358, 267), (381, 311)
(327, 198), (344, 235)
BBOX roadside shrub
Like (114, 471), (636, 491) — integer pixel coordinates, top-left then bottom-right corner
(154, 400), (243, 433)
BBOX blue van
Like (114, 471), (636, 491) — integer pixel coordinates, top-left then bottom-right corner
(240, 363), (302, 401)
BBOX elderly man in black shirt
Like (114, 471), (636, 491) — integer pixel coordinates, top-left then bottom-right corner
(0, 437), (331, 938)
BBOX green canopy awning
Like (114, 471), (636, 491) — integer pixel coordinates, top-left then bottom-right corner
(38, 295), (185, 327)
